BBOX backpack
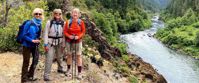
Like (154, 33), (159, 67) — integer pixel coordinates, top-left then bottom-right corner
(50, 20), (64, 28)
(16, 20), (33, 44)
(68, 18), (82, 31)
(48, 20), (64, 40)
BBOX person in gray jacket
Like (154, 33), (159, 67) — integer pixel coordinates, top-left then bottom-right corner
(43, 9), (65, 81)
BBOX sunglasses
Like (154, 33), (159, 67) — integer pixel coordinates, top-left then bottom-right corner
(55, 13), (62, 15)
(34, 13), (42, 16)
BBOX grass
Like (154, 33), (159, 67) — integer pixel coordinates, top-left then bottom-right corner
(129, 75), (139, 83)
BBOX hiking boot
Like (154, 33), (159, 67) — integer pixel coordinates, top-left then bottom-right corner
(28, 77), (38, 81)
(65, 70), (72, 77)
(77, 73), (83, 80)
(21, 79), (29, 83)
(44, 77), (51, 81)
(21, 76), (30, 83)
(57, 70), (66, 74)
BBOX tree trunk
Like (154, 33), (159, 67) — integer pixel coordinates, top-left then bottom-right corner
(3, 0), (11, 27)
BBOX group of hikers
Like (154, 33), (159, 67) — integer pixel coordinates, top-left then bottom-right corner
(19, 7), (86, 83)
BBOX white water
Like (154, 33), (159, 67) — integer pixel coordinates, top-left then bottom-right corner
(121, 16), (199, 83)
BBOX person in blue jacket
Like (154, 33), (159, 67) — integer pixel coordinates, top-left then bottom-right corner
(21, 8), (44, 83)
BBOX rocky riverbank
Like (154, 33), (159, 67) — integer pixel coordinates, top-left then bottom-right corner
(82, 13), (167, 83)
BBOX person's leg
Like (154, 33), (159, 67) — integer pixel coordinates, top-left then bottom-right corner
(76, 42), (83, 79)
(44, 45), (55, 81)
(28, 46), (39, 80)
(65, 42), (72, 76)
(56, 45), (64, 73)
(21, 46), (31, 82)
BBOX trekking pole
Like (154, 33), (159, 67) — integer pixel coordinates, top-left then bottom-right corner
(69, 36), (73, 80)
(74, 35), (77, 80)
(71, 34), (75, 80)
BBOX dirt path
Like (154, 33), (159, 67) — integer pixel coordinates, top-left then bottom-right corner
(0, 52), (128, 83)
(0, 52), (22, 83)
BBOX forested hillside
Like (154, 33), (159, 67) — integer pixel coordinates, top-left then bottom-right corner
(138, 0), (171, 12)
(156, 0), (199, 59)
(165, 0), (199, 17)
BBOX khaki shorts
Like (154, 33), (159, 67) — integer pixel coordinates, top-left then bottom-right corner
(65, 42), (82, 55)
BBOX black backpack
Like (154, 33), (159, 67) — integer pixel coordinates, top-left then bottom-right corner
(50, 20), (64, 28)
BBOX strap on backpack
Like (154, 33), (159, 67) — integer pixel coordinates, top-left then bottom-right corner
(24, 20), (34, 35)
(50, 20), (64, 28)
(68, 18), (82, 31)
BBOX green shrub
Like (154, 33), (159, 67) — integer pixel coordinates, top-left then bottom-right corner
(114, 42), (127, 54)
(122, 54), (129, 62)
(129, 75), (139, 83)
(196, 31), (199, 47)
(0, 1), (48, 53)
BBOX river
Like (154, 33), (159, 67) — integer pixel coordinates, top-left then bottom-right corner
(121, 16), (199, 83)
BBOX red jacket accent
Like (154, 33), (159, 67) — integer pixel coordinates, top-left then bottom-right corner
(64, 19), (86, 43)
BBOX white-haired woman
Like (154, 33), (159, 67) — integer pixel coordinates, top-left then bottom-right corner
(43, 9), (65, 81)
(64, 8), (86, 80)
(21, 8), (44, 83)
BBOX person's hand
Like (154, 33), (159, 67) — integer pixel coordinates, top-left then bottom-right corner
(69, 35), (75, 40)
(32, 40), (40, 43)
(74, 36), (79, 40)
(44, 46), (49, 52)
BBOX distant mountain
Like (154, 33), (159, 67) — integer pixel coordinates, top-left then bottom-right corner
(138, 0), (171, 12)
(158, 0), (171, 9)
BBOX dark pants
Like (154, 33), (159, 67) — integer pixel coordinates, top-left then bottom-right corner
(21, 46), (39, 82)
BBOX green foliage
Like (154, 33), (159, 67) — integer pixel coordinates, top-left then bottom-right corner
(0, 28), (18, 51)
(181, 8), (198, 25)
(116, 9), (151, 34)
(196, 31), (199, 47)
(129, 75), (139, 83)
(166, 9), (197, 29)
(47, 0), (64, 11)
(85, 0), (99, 9)
(90, 10), (122, 45)
(165, 0), (199, 18)
(119, 65), (131, 76)
(192, 22), (199, 28)
(167, 17), (182, 29)
(122, 54), (129, 63)
(83, 34), (98, 47)
(113, 60), (131, 76)
(138, 0), (171, 12)
(71, 0), (87, 9)
(93, 11), (113, 36)
(156, 7), (199, 58)
(114, 42), (127, 54)
(81, 0), (152, 34)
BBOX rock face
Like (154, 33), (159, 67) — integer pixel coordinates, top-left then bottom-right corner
(81, 13), (167, 83)
(82, 13), (122, 60)
(128, 54), (167, 83)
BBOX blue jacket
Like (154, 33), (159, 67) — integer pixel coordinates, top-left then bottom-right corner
(22, 18), (42, 47)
